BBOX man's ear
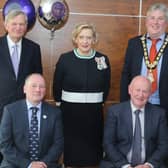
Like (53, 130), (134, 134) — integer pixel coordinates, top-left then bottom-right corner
(128, 84), (131, 96)
(23, 85), (26, 94)
(3, 22), (8, 32)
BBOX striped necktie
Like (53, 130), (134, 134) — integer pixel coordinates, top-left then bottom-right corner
(131, 109), (142, 166)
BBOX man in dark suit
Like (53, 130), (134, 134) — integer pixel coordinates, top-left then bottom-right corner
(0, 9), (42, 121)
(0, 73), (63, 168)
(100, 76), (168, 168)
(120, 3), (168, 120)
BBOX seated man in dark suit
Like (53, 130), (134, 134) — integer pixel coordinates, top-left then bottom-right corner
(100, 76), (168, 168)
(0, 73), (63, 168)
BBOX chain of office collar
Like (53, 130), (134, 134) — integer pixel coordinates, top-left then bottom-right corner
(140, 34), (168, 70)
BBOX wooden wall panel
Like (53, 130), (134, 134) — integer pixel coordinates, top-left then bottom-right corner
(0, 0), (168, 105)
(67, 0), (139, 15)
(0, 1), (6, 9)
(142, 0), (168, 15)
(0, 13), (5, 35)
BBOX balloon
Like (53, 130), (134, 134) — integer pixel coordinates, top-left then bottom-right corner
(3, 0), (36, 31)
(37, 0), (69, 32)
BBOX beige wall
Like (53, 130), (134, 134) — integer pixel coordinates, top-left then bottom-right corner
(0, 0), (168, 106)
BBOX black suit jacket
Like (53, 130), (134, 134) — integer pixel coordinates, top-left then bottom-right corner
(120, 34), (168, 117)
(0, 35), (42, 120)
(103, 101), (168, 168)
(0, 99), (64, 168)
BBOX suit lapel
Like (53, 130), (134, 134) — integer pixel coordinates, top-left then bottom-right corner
(124, 102), (133, 140)
(159, 34), (168, 81)
(144, 104), (151, 145)
(135, 37), (145, 75)
(18, 100), (30, 150)
(17, 38), (26, 79)
(1, 36), (16, 77)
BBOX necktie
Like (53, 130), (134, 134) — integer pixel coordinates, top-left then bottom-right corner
(29, 107), (39, 161)
(149, 39), (159, 93)
(131, 110), (142, 166)
(11, 45), (19, 78)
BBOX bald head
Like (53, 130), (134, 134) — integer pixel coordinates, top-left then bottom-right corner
(24, 73), (46, 105)
(128, 76), (151, 108)
(129, 76), (151, 91)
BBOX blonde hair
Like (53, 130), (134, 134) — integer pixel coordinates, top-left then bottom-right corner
(72, 23), (98, 47)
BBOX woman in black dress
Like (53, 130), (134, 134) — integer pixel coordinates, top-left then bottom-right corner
(53, 23), (111, 168)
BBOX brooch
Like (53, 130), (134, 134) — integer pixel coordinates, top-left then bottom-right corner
(95, 56), (107, 70)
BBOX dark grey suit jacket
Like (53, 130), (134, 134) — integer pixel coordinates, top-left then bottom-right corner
(120, 34), (168, 119)
(102, 101), (168, 168)
(0, 35), (42, 120)
(0, 100), (63, 168)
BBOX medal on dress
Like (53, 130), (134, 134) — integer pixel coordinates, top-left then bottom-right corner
(95, 56), (107, 70)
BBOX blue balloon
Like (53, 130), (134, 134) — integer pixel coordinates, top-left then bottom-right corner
(3, 0), (36, 31)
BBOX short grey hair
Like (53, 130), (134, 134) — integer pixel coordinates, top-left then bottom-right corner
(5, 9), (28, 25)
(147, 3), (168, 21)
(24, 73), (45, 86)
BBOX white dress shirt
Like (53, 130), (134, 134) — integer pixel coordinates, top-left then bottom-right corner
(122, 101), (153, 168)
(7, 35), (22, 62)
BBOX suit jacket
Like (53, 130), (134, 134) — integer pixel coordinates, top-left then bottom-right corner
(120, 34), (168, 118)
(0, 100), (63, 168)
(103, 101), (168, 168)
(0, 35), (42, 120)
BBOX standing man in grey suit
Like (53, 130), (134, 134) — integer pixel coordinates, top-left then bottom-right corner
(0, 73), (63, 168)
(100, 76), (168, 168)
(0, 9), (42, 121)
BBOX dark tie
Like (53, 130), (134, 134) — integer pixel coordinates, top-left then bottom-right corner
(11, 45), (19, 78)
(131, 109), (142, 166)
(29, 107), (39, 161)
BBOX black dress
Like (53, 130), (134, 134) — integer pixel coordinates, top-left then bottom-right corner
(53, 49), (111, 166)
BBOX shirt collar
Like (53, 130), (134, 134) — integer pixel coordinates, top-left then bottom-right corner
(26, 99), (42, 111)
(7, 34), (22, 48)
(130, 101), (145, 114)
(146, 33), (165, 42)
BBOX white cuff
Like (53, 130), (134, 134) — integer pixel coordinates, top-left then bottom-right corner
(145, 162), (154, 168)
(122, 164), (131, 168)
(55, 102), (61, 106)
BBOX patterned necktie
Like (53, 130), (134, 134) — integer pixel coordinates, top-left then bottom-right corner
(29, 107), (39, 161)
(149, 39), (159, 93)
(131, 109), (142, 166)
(11, 45), (19, 78)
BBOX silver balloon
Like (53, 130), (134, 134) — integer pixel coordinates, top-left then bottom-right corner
(38, 0), (69, 32)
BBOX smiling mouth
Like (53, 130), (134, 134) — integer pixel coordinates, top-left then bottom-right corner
(82, 46), (88, 48)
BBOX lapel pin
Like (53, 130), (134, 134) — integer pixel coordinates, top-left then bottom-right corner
(43, 115), (47, 119)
